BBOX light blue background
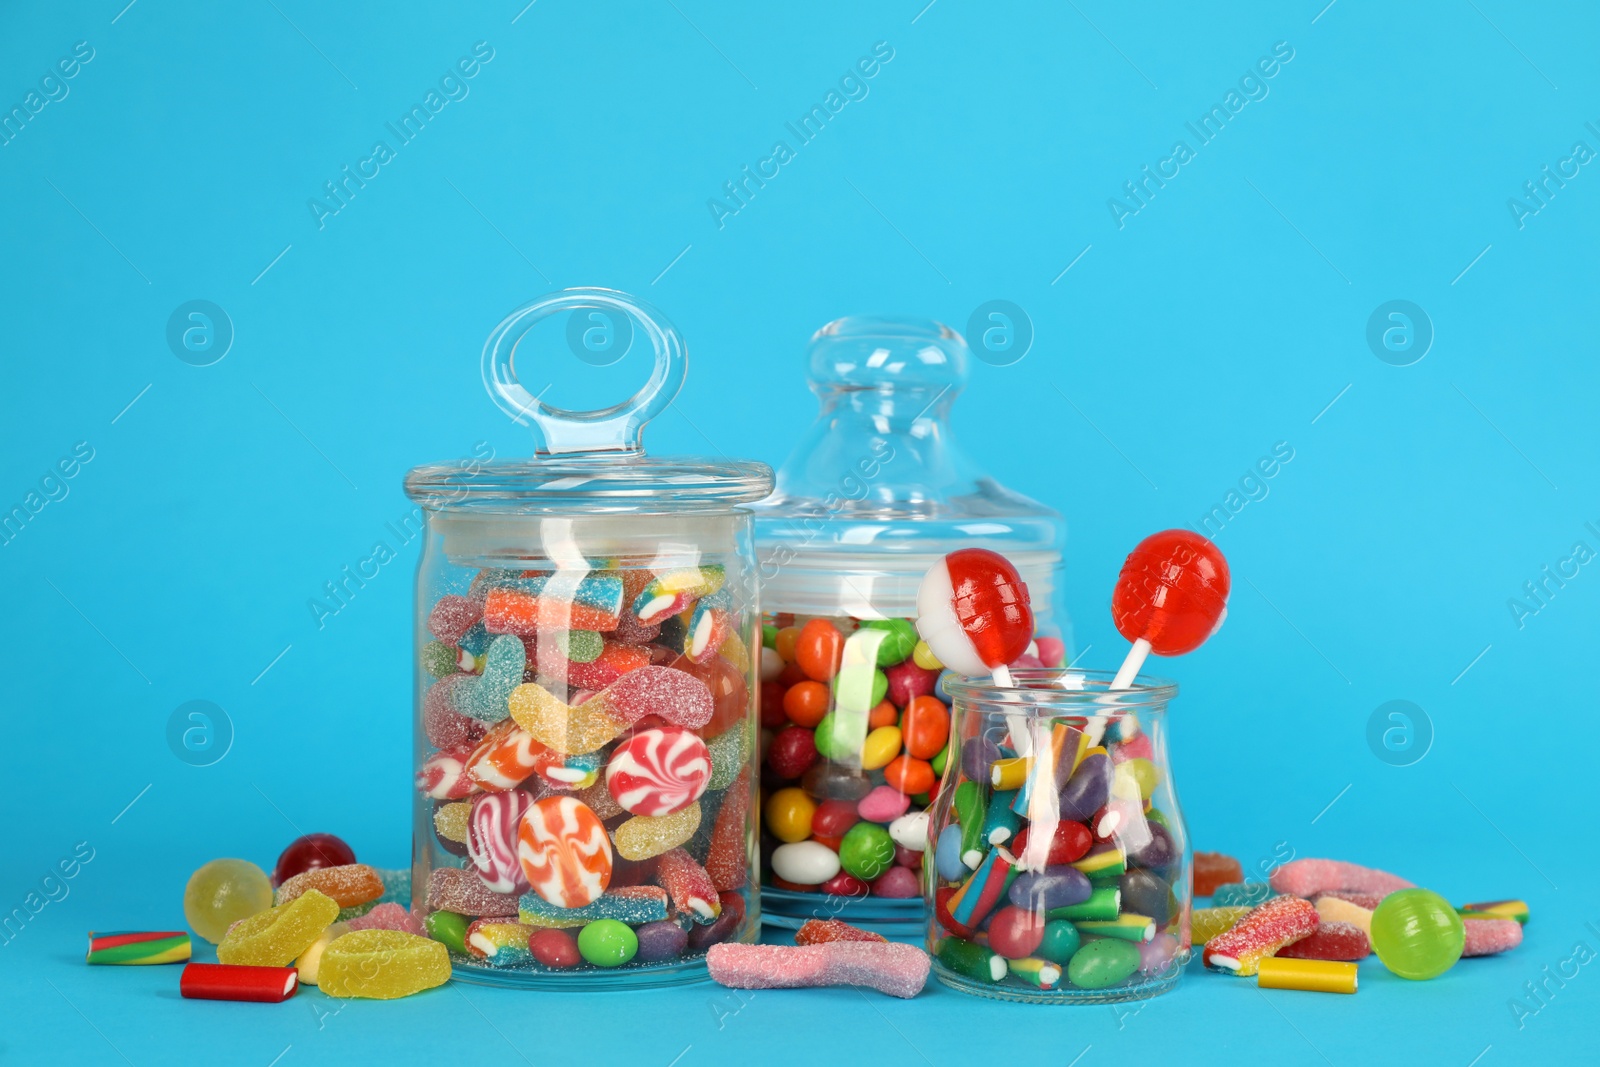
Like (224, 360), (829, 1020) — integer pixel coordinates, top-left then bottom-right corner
(3, 1), (1596, 1063)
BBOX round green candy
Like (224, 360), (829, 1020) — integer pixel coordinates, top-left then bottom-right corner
(1146, 807), (1171, 830)
(812, 713), (848, 761)
(422, 640), (458, 678)
(762, 623), (779, 649)
(565, 630), (604, 664)
(1371, 888), (1465, 980)
(424, 910), (469, 955)
(577, 919), (639, 968)
(930, 739), (950, 778)
(862, 619), (918, 666)
(1036, 919), (1081, 964)
(1067, 937), (1141, 989)
(936, 936), (1005, 982)
(838, 822), (896, 881)
(831, 667), (888, 708)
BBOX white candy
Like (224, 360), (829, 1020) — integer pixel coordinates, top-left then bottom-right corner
(770, 841), (842, 886)
(888, 811), (929, 853)
(759, 645), (784, 682)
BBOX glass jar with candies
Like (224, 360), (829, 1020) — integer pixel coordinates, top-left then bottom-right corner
(750, 316), (1070, 936)
(405, 289), (773, 988)
(927, 670), (1189, 1003)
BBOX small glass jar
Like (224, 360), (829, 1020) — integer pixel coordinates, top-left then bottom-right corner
(751, 316), (1070, 936)
(405, 289), (772, 988)
(926, 670), (1189, 1003)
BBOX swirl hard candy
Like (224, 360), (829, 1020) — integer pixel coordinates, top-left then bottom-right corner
(605, 727), (711, 817)
(517, 796), (613, 909)
(468, 791), (534, 894)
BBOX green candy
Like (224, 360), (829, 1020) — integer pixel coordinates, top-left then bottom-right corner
(762, 623), (778, 649)
(1048, 886), (1121, 922)
(831, 667), (887, 708)
(937, 936), (1006, 983)
(422, 640), (458, 678)
(931, 739), (950, 778)
(812, 713), (849, 762)
(424, 910), (469, 955)
(564, 630), (604, 664)
(1146, 807), (1171, 831)
(1371, 888), (1465, 980)
(954, 780), (988, 862)
(577, 919), (639, 968)
(862, 619), (918, 666)
(1066, 938), (1141, 989)
(706, 720), (750, 790)
(838, 822), (896, 881)
(1036, 919), (1081, 964)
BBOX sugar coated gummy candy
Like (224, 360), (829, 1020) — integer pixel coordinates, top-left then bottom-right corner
(1212, 881), (1275, 908)
(294, 921), (350, 985)
(612, 801), (702, 862)
(466, 920), (535, 966)
(275, 863), (384, 909)
(508, 682), (627, 756)
(218, 889), (340, 967)
(1190, 906), (1251, 945)
(318, 929), (451, 999)
(185, 859), (275, 945)
(1269, 858), (1413, 899)
(518, 796), (613, 908)
(347, 902), (424, 936)
(601, 665), (714, 730)
(1277, 920), (1371, 961)
(1203, 895), (1319, 977)
(1369, 888), (1465, 980)
(1462, 917), (1523, 957)
(605, 726), (712, 816)
(655, 848), (721, 923)
(795, 919), (887, 946)
(427, 866), (520, 918)
(1313, 894), (1373, 935)
(518, 885), (669, 929)
(708, 941), (930, 999)
(1193, 851), (1243, 896)
(687, 891), (745, 951)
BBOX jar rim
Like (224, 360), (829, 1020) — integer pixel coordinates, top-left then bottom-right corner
(404, 455), (774, 510)
(945, 668), (1177, 708)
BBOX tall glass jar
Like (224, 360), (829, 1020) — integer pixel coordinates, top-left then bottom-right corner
(926, 670), (1189, 1003)
(750, 316), (1070, 936)
(405, 289), (772, 988)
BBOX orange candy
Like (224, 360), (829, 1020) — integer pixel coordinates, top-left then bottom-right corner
(773, 626), (801, 664)
(883, 754), (935, 796)
(868, 700), (899, 730)
(794, 619), (844, 682)
(901, 696), (950, 760)
(782, 681), (832, 728)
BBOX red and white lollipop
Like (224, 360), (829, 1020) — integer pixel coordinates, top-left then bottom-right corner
(915, 548), (1035, 685)
(1109, 529), (1230, 688)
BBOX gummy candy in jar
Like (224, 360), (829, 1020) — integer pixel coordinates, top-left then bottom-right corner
(404, 289), (772, 988)
(749, 316), (1070, 935)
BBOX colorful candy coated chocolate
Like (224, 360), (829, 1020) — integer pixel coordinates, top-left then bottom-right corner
(915, 548), (1035, 676)
(517, 796), (613, 908)
(707, 941), (930, 998)
(770, 841), (841, 886)
(184, 859), (275, 945)
(318, 930), (451, 999)
(605, 726), (711, 816)
(530, 927), (583, 967)
(577, 918), (639, 967)
(839, 822), (896, 881)
(1111, 529), (1229, 655)
(1370, 888), (1465, 980)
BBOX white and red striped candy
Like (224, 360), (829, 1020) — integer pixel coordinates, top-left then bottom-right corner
(466, 719), (560, 792)
(417, 747), (479, 800)
(517, 796), (613, 908)
(605, 727), (712, 817)
(468, 790), (534, 894)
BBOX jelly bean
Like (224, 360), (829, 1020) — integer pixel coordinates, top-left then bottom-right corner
(889, 811), (929, 852)
(634, 920), (690, 963)
(858, 785), (910, 824)
(894, 843), (922, 871)
(759, 681), (789, 728)
(424, 909), (469, 955)
(706, 768), (751, 891)
(883, 755), (935, 796)
(218, 890), (340, 967)
(1008, 867), (1091, 912)
(782, 680), (831, 728)
(771, 841), (841, 885)
(759, 646), (784, 681)
(860, 725), (902, 771)
(1193, 852), (1244, 897)
(1138, 931), (1181, 975)
(937, 937), (1006, 983)
(528, 927), (582, 968)
(912, 640), (942, 670)
(802, 762), (873, 803)
(960, 733), (1000, 783)
(1129, 821), (1177, 875)
(276, 864), (385, 909)
(860, 618), (918, 666)
(764, 787), (816, 843)
(426, 866), (519, 918)
(1370, 888), (1464, 980)
(832, 667), (887, 710)
(517, 796), (613, 908)
(795, 618), (845, 681)
(467, 920), (535, 966)
(185, 859), (275, 945)
(468, 791), (534, 894)
(811, 797), (860, 843)
(517, 886), (669, 929)
(810, 713), (852, 762)
(839, 822), (896, 881)
(987, 905), (1047, 959)
(1122, 757), (1160, 799)
(1058, 751), (1113, 821)
(934, 824), (969, 882)
(884, 657), (939, 708)
(822, 872), (869, 897)
(762, 622), (779, 649)
(931, 740), (950, 778)
(871, 866), (920, 898)
(773, 625), (801, 663)
(318, 930), (451, 999)
(613, 802), (702, 861)
(767, 727), (819, 782)
(687, 891), (745, 951)
(901, 696), (950, 761)
(1068, 938), (1141, 989)
(1036, 919), (1081, 964)
(606, 726), (711, 817)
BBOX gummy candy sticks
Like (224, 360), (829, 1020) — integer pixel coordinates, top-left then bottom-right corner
(1269, 858), (1413, 899)
(1463, 917), (1524, 957)
(706, 941), (931, 998)
(1203, 895), (1319, 976)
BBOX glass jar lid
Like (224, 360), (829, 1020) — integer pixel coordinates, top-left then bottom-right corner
(405, 288), (772, 513)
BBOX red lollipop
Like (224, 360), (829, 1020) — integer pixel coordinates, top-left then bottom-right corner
(915, 548), (1034, 680)
(1110, 530), (1229, 687)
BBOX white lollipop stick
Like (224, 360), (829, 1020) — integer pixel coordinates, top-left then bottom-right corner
(1110, 637), (1150, 691)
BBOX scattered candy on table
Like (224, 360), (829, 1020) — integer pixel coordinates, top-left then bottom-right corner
(1257, 957), (1359, 995)
(180, 963), (299, 1003)
(317, 930), (452, 998)
(1370, 889), (1465, 980)
(183, 859), (274, 945)
(85, 931), (191, 966)
(1203, 895), (1320, 977)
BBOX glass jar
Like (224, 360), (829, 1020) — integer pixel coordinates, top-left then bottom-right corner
(750, 316), (1070, 936)
(405, 289), (773, 988)
(926, 670), (1189, 1003)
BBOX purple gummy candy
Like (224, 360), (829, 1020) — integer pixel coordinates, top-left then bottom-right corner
(429, 595), (481, 644)
(1129, 821), (1176, 874)
(1008, 866), (1091, 912)
(1058, 752), (1113, 821)
(635, 920), (690, 962)
(960, 735), (1002, 785)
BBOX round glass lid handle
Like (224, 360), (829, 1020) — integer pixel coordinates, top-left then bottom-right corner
(480, 287), (687, 456)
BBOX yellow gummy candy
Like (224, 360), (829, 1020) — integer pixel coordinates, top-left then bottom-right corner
(508, 682), (625, 755)
(1190, 905), (1252, 946)
(612, 802), (701, 861)
(317, 929), (451, 1000)
(217, 889), (340, 967)
(295, 921), (350, 985)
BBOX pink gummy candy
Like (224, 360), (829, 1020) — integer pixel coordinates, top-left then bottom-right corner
(1463, 918), (1523, 958)
(1269, 859), (1413, 898)
(429, 595), (481, 643)
(1276, 920), (1371, 961)
(347, 902), (425, 936)
(706, 941), (931, 999)
(603, 667), (713, 730)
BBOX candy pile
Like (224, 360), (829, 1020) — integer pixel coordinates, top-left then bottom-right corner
(416, 561), (756, 974)
(1190, 854), (1526, 992)
(758, 611), (1064, 901)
